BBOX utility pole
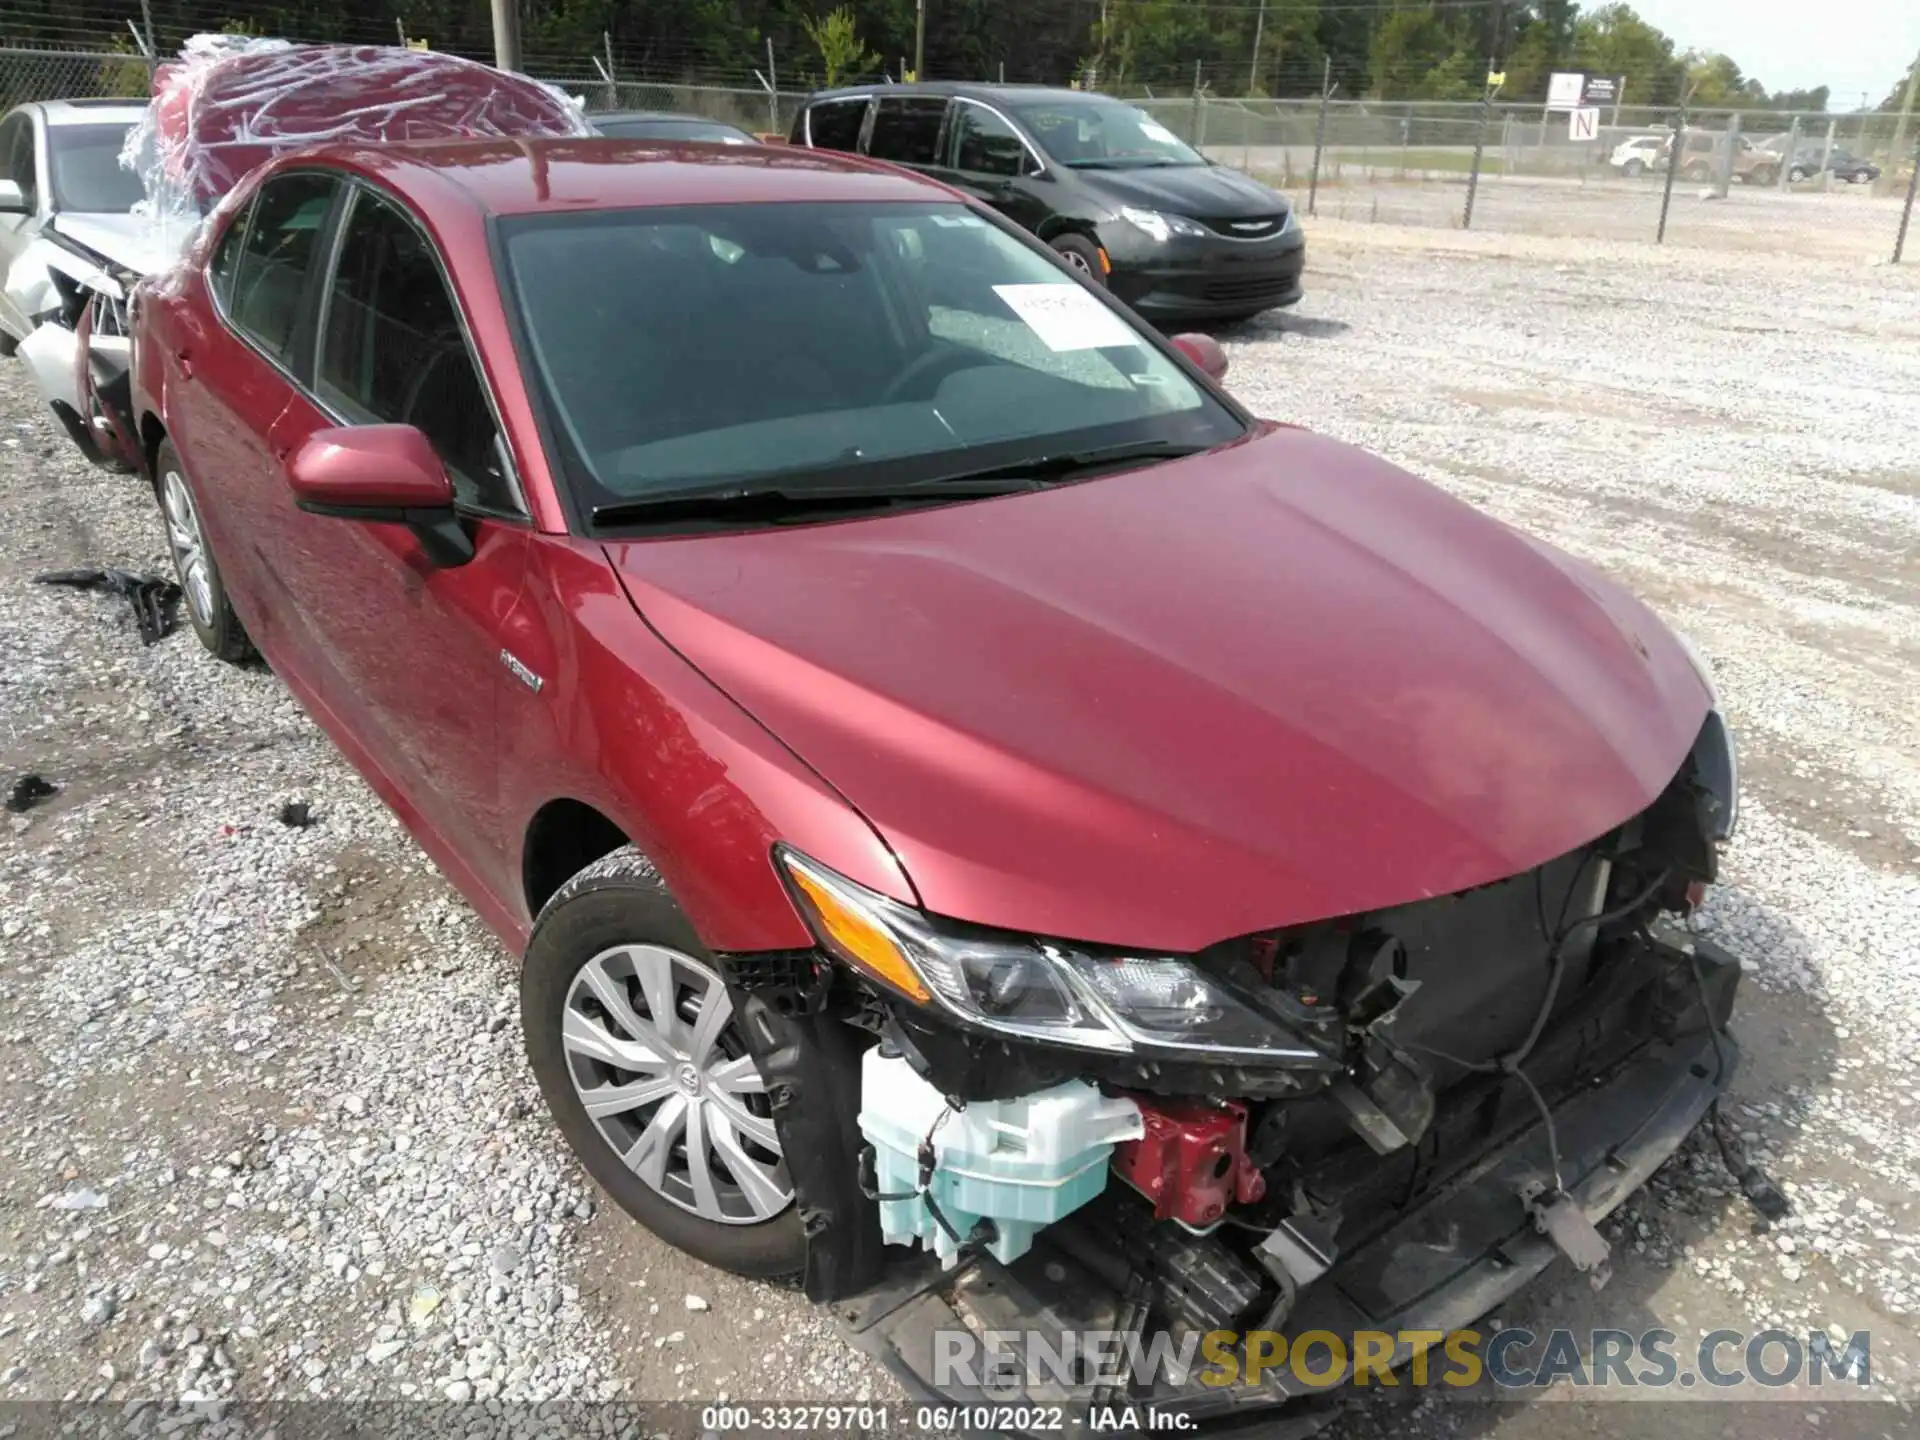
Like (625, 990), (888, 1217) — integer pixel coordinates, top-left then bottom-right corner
(491, 0), (521, 72)
(1248, 0), (1265, 95)
(913, 0), (926, 78)
(1462, 0), (1506, 229)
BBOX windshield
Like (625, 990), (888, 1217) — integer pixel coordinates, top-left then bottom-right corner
(500, 201), (1239, 515)
(1011, 98), (1204, 169)
(596, 118), (754, 145)
(47, 123), (141, 213)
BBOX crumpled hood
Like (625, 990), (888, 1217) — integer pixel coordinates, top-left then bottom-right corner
(1079, 163), (1290, 218)
(606, 426), (1709, 952)
(49, 212), (186, 279)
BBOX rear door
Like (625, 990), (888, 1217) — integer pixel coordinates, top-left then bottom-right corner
(167, 169), (340, 663)
(862, 94), (949, 176)
(0, 111), (41, 339)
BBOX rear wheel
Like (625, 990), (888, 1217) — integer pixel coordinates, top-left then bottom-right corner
(521, 848), (805, 1278)
(1789, 165), (1810, 182)
(1621, 158), (1644, 178)
(1049, 233), (1106, 284)
(1748, 166), (1777, 186)
(1683, 161), (1711, 182)
(1851, 170), (1873, 185)
(155, 441), (253, 664)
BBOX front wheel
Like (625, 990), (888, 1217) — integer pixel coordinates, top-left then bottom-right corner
(1683, 161), (1711, 182)
(521, 848), (805, 1278)
(1851, 171), (1874, 185)
(1789, 165), (1810, 182)
(1622, 159), (1644, 178)
(1049, 233), (1106, 284)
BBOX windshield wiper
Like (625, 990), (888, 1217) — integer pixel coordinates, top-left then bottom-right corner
(925, 438), (1213, 487)
(590, 476), (1039, 529)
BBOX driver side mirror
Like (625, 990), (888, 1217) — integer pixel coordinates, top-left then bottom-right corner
(0, 180), (29, 214)
(286, 424), (474, 568)
(1170, 332), (1229, 383)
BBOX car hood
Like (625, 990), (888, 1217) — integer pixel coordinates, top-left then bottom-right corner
(1075, 162), (1290, 218)
(606, 425), (1710, 952)
(49, 212), (183, 278)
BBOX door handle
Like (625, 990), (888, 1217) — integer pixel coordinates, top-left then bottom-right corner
(173, 348), (193, 379)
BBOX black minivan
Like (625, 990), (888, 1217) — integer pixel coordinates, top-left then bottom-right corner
(790, 82), (1305, 323)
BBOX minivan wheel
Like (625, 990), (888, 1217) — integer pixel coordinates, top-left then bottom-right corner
(155, 441), (253, 664)
(521, 847), (805, 1278)
(1622, 158), (1644, 178)
(1050, 233), (1106, 284)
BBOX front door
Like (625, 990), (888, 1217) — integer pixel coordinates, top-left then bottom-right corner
(0, 113), (43, 340)
(935, 98), (1054, 235)
(264, 181), (533, 896)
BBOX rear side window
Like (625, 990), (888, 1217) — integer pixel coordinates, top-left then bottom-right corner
(317, 188), (510, 513)
(867, 96), (947, 166)
(806, 99), (867, 152)
(225, 172), (336, 365)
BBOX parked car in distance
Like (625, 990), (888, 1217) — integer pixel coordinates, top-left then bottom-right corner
(1608, 133), (1666, 177)
(130, 136), (1743, 1422)
(0, 98), (148, 351)
(1669, 129), (1779, 185)
(1785, 147), (1879, 184)
(790, 82), (1304, 323)
(590, 111), (756, 144)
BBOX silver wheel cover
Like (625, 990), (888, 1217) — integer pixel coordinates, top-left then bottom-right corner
(562, 944), (792, 1225)
(162, 469), (215, 628)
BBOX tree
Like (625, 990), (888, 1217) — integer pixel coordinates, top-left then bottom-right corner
(803, 6), (880, 87)
(1569, 3), (1684, 107)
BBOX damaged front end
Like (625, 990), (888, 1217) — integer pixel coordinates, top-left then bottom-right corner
(729, 712), (1750, 1429)
(10, 233), (142, 472)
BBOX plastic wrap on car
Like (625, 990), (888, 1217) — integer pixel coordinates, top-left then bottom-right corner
(118, 34), (591, 262)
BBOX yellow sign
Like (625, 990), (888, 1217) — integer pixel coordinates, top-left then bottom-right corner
(1486, 70), (1506, 88)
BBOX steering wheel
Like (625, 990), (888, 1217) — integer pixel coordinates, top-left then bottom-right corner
(880, 345), (991, 405)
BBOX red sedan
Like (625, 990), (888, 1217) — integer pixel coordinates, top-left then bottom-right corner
(131, 138), (1745, 1413)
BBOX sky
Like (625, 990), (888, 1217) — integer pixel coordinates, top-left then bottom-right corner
(1623, 0), (1920, 111)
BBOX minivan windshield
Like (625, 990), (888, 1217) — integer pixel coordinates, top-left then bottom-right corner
(1011, 97), (1205, 169)
(48, 122), (142, 213)
(499, 201), (1240, 516)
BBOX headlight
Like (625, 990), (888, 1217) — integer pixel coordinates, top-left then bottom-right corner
(1119, 206), (1208, 243)
(777, 849), (1322, 1061)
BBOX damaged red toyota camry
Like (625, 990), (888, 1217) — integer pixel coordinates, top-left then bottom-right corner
(131, 137), (1748, 1425)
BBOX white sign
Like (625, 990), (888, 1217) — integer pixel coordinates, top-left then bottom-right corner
(1569, 107), (1599, 142)
(1547, 71), (1585, 111)
(993, 284), (1139, 352)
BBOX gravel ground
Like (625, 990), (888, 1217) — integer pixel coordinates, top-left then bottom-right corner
(1, 222), (1917, 1438)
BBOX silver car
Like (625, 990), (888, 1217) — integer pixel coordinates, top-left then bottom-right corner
(0, 98), (149, 351)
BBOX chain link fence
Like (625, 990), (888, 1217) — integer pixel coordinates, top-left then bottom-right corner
(5, 41), (1916, 264)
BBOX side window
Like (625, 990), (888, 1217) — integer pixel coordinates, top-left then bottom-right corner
(317, 188), (510, 513)
(226, 172), (336, 365)
(951, 102), (1027, 176)
(206, 200), (251, 312)
(867, 97), (947, 166)
(806, 99), (868, 152)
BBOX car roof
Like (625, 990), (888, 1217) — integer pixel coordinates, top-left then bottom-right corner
(804, 82), (1105, 106)
(32, 99), (148, 126)
(307, 136), (951, 220)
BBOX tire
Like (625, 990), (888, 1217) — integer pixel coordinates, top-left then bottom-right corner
(521, 847), (806, 1279)
(1622, 159), (1644, 178)
(1851, 171), (1873, 186)
(0, 330), (18, 358)
(1682, 161), (1710, 182)
(155, 440), (253, 664)
(1049, 232), (1106, 285)
(1788, 166), (1809, 182)
(1749, 167), (1776, 186)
